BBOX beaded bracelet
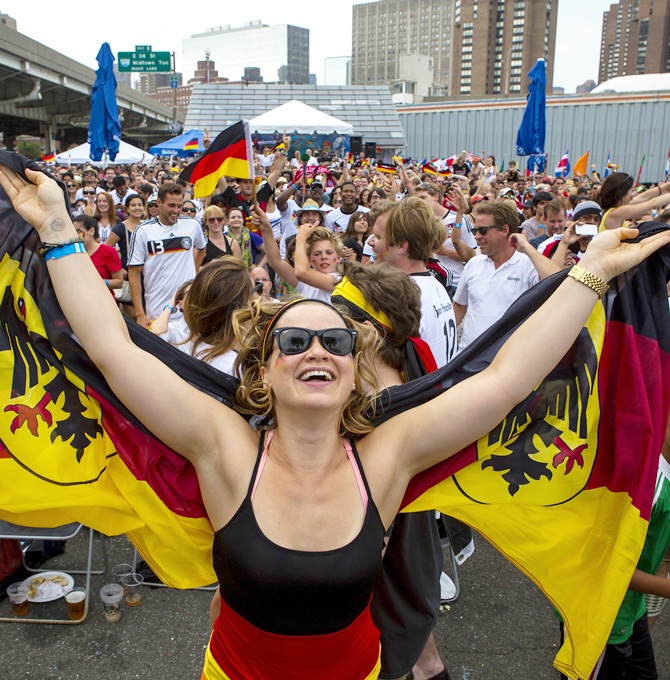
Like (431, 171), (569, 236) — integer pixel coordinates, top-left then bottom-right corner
(38, 237), (84, 257)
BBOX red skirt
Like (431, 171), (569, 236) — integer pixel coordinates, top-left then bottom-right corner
(202, 596), (381, 680)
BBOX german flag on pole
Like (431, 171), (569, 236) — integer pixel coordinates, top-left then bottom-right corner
(1, 150), (670, 677)
(41, 152), (55, 163)
(180, 120), (253, 198)
(183, 137), (200, 153)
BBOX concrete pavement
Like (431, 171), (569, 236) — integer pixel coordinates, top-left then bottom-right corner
(0, 531), (668, 679)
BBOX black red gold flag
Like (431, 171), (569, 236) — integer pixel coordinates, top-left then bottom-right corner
(376, 162), (397, 175)
(180, 121), (253, 198)
(1, 151), (670, 679)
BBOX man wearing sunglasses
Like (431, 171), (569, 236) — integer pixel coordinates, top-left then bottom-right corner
(453, 202), (546, 352)
(110, 175), (138, 206)
(74, 168), (103, 201)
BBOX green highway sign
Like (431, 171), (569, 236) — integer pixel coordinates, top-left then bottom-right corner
(118, 50), (171, 72)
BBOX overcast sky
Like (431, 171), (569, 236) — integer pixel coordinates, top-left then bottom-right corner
(4, 0), (612, 92)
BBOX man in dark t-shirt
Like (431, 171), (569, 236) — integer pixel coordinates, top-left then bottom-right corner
(218, 152), (285, 217)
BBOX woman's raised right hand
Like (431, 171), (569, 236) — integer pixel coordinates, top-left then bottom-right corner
(0, 165), (72, 237)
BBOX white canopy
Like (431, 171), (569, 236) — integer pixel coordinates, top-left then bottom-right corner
(55, 140), (155, 166)
(249, 100), (353, 135)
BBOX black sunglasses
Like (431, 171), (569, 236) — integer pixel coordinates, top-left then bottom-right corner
(272, 327), (357, 357)
(471, 226), (503, 236)
(182, 207), (196, 213)
(83, 190), (95, 195)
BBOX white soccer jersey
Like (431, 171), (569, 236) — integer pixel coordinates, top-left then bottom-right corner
(325, 205), (369, 233)
(127, 216), (206, 319)
(410, 272), (457, 368)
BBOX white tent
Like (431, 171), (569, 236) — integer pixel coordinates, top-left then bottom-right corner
(54, 140), (155, 166)
(249, 100), (353, 135)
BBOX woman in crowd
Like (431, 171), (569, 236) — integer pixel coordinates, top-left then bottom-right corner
(257, 203), (343, 303)
(369, 186), (386, 207)
(147, 194), (160, 220)
(94, 191), (118, 242)
(330, 185), (343, 209)
(82, 185), (97, 216)
(342, 211), (372, 263)
(477, 155), (499, 185)
(182, 199), (198, 220)
(72, 214), (123, 297)
(227, 206), (264, 270)
(598, 172), (670, 231)
(150, 257), (252, 376)
(106, 194), (146, 270)
(2, 164), (669, 679)
(359, 187), (371, 208)
(202, 205), (242, 264)
(71, 198), (86, 217)
(65, 178), (79, 207)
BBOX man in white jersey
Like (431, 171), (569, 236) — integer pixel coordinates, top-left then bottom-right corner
(369, 197), (457, 366)
(127, 183), (206, 329)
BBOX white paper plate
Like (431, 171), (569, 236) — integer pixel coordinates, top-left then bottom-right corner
(22, 571), (74, 603)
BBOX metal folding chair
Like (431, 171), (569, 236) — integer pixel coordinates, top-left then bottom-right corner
(438, 514), (476, 604)
(0, 522), (108, 624)
(131, 547), (218, 592)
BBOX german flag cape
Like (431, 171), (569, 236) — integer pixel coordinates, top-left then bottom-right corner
(180, 121), (253, 198)
(0, 152), (241, 588)
(1, 152), (670, 677)
(376, 242), (670, 678)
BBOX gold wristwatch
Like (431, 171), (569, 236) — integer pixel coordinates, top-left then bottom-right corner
(567, 265), (610, 299)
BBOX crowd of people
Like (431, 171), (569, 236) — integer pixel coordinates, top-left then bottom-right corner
(7, 138), (670, 680)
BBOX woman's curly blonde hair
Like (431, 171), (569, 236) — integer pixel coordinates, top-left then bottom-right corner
(232, 297), (382, 437)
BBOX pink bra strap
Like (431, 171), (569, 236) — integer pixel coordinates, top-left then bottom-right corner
(251, 430), (274, 500)
(343, 439), (369, 511)
(252, 432), (368, 511)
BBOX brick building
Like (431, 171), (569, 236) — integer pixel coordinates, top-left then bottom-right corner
(351, 0), (558, 97)
(599, 0), (670, 83)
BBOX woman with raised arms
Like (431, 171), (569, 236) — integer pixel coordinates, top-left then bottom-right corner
(0, 164), (668, 679)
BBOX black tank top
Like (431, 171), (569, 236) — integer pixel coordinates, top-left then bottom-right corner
(203, 237), (232, 264)
(213, 431), (386, 636)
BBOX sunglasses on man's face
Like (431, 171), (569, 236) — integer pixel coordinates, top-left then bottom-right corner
(471, 226), (503, 236)
(83, 190), (95, 195)
(272, 327), (357, 357)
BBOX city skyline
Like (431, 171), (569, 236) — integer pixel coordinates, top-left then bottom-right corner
(3, 0), (614, 93)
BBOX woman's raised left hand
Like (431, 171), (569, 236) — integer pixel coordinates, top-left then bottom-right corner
(579, 227), (670, 282)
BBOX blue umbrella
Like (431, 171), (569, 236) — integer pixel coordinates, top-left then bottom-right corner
(516, 59), (547, 160)
(88, 43), (121, 162)
(149, 129), (205, 157)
